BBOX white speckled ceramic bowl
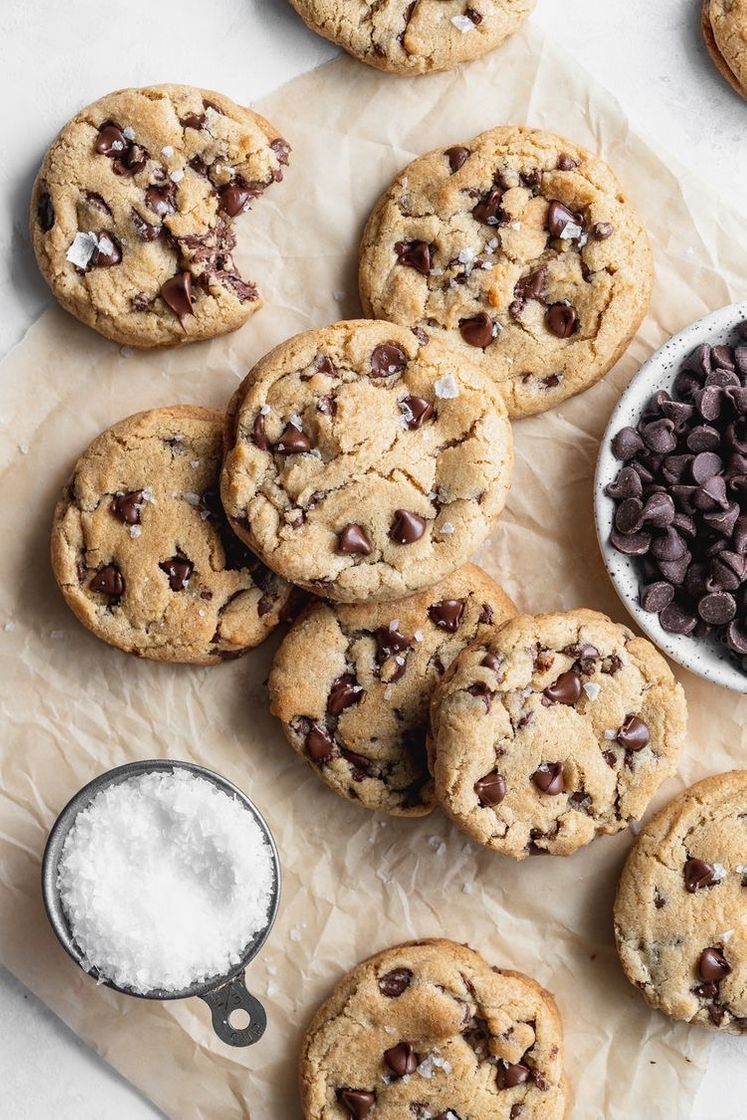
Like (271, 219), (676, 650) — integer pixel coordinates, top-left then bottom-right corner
(594, 301), (747, 694)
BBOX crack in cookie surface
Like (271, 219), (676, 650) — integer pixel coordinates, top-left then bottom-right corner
(268, 564), (515, 816)
(31, 83), (290, 348)
(51, 406), (296, 664)
(220, 320), (514, 603)
(359, 126), (653, 419)
(430, 608), (687, 858)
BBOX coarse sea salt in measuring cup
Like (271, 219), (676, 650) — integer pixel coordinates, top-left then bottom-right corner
(57, 768), (274, 994)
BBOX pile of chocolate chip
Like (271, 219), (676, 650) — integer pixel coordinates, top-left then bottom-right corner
(605, 323), (747, 667)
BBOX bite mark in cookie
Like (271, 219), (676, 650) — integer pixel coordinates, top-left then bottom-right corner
(31, 84), (290, 348)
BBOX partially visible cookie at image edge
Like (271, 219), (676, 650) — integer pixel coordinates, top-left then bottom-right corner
(299, 938), (568, 1119)
(615, 770), (747, 1034)
(51, 406), (296, 664)
(701, 0), (747, 98)
(31, 83), (290, 348)
(360, 125), (653, 419)
(287, 0), (536, 76)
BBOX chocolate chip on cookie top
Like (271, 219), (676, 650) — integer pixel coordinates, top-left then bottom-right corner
(220, 320), (514, 603)
(299, 939), (567, 1120)
(359, 125), (653, 419)
(50, 406), (296, 664)
(430, 609), (687, 858)
(31, 84), (290, 348)
(268, 564), (515, 816)
(287, 0), (536, 76)
(615, 771), (747, 1034)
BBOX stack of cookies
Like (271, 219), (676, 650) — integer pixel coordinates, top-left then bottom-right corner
(34, 71), (744, 1120)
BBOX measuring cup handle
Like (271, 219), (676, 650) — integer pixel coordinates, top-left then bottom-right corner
(198, 972), (267, 1047)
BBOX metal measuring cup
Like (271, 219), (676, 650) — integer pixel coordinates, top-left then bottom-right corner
(42, 759), (281, 1047)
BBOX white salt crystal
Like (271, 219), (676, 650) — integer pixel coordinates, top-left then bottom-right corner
(583, 682), (601, 701)
(57, 769), (274, 994)
(451, 15), (474, 32)
(384, 1025), (396, 1035)
(260, 404), (271, 415)
(384, 687), (394, 701)
(560, 220), (583, 241)
(190, 459), (200, 468)
(440, 522), (455, 535)
(604, 729), (618, 740)
(161, 145), (174, 157)
(457, 247), (474, 265)
(129, 525), (141, 538)
(66, 232), (99, 270)
(122, 126), (136, 140)
(434, 374), (459, 399)
(712, 863), (727, 882)
(462, 882), (473, 895)
(289, 928), (301, 942)
(170, 169), (184, 183)
(413, 630), (424, 642)
(142, 489), (156, 503)
(267, 980), (279, 997)
(183, 492), (200, 506)
(721, 930), (734, 943)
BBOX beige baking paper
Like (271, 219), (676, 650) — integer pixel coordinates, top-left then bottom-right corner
(1, 23), (745, 1120)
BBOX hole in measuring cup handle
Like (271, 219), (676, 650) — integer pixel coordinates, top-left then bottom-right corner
(199, 971), (267, 1047)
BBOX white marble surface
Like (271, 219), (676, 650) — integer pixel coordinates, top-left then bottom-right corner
(0, 0), (744, 1116)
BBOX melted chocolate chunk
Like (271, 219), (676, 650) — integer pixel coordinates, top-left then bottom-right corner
(542, 670), (582, 705)
(474, 771), (506, 806)
(89, 564), (124, 600)
(445, 146), (470, 172)
(371, 343), (407, 377)
(684, 857), (718, 893)
(428, 598), (465, 632)
(532, 762), (565, 795)
(378, 968), (413, 997)
(394, 239), (431, 275)
(390, 509), (426, 544)
(306, 723), (335, 763)
(401, 395), (434, 429)
(338, 524), (372, 556)
(384, 1041), (418, 1077)
(327, 674), (363, 716)
(459, 312), (495, 348)
(159, 556), (193, 591)
(111, 490), (144, 525)
(37, 192), (55, 231)
(160, 271), (194, 320)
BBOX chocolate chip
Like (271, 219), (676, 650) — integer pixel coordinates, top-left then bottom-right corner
(472, 188), (504, 225)
(605, 466), (643, 501)
(641, 492), (675, 527)
(89, 563), (125, 600)
(532, 763), (564, 795)
(384, 1042), (418, 1078)
(276, 423), (311, 454)
(615, 497), (644, 535)
(640, 581), (674, 613)
(610, 527), (652, 555)
(337, 524), (372, 556)
(306, 723), (334, 763)
(428, 599), (465, 632)
(546, 303), (578, 338)
(327, 674), (362, 716)
(37, 192), (55, 231)
(89, 233), (121, 268)
(592, 222), (614, 240)
(270, 137), (291, 166)
(684, 858), (718, 893)
(611, 426), (645, 461)
(390, 510), (426, 544)
(337, 1089), (375, 1119)
(159, 556), (193, 591)
(546, 199), (581, 237)
(131, 210), (161, 241)
(543, 670), (582, 705)
(400, 395), (434, 429)
(514, 267), (547, 304)
(371, 343), (407, 376)
(557, 153), (579, 171)
(459, 312), (495, 348)
(474, 771), (506, 806)
(445, 145), (470, 172)
(181, 112), (205, 130)
(112, 490), (144, 525)
(219, 183), (252, 217)
(659, 602), (698, 634)
(378, 968), (412, 997)
(335, 524), (371, 555)
(95, 122), (127, 157)
(394, 240), (431, 275)
(481, 653), (502, 671)
(145, 185), (175, 217)
(479, 603), (494, 625)
(497, 1062), (531, 1089)
(376, 624), (410, 662)
(160, 271), (193, 320)
(698, 947), (731, 983)
(642, 418), (677, 454)
(252, 413), (270, 451)
(616, 715), (650, 750)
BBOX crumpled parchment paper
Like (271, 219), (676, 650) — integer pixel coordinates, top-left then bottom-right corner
(1, 23), (745, 1120)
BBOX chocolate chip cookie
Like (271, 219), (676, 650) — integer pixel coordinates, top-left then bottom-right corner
(615, 771), (747, 1034)
(359, 126), (653, 419)
(430, 609), (687, 858)
(702, 1), (747, 98)
(51, 406), (295, 663)
(220, 320), (514, 603)
(287, 1), (535, 76)
(268, 564), (515, 816)
(31, 84), (290, 348)
(300, 938), (568, 1119)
